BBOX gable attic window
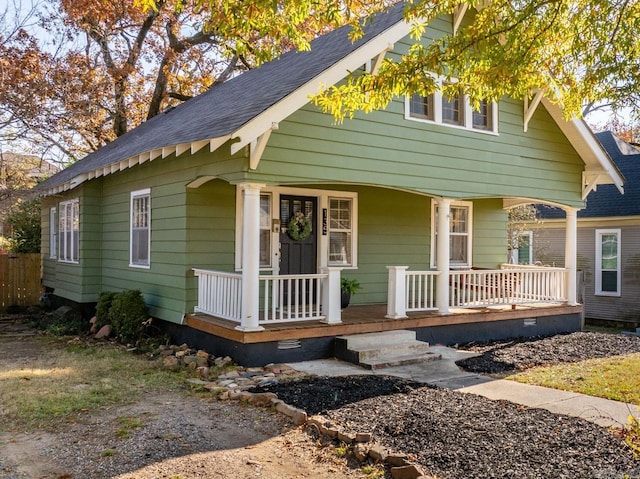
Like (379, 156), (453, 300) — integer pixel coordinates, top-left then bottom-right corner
(59, 199), (79, 263)
(406, 80), (498, 134)
(130, 189), (151, 268)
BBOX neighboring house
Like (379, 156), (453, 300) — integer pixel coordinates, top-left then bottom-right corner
(37, 5), (623, 365)
(534, 131), (638, 323)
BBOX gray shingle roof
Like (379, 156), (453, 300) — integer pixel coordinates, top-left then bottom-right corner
(39, 4), (405, 192)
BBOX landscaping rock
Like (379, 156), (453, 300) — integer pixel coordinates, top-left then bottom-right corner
(95, 325), (112, 339)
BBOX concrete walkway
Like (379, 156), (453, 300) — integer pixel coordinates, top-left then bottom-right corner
(287, 346), (639, 429)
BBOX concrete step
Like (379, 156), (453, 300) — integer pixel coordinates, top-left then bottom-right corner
(355, 340), (431, 362)
(334, 330), (441, 369)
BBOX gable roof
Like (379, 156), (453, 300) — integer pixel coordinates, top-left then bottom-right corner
(538, 131), (638, 219)
(39, 4), (624, 197)
(38, 3), (409, 194)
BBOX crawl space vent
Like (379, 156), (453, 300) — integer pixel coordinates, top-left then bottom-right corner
(277, 339), (302, 350)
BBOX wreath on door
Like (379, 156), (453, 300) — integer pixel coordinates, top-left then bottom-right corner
(287, 211), (312, 241)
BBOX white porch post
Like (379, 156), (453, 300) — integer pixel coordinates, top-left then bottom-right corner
(321, 267), (342, 324)
(385, 266), (408, 319)
(236, 183), (265, 331)
(564, 207), (579, 306)
(436, 198), (451, 314)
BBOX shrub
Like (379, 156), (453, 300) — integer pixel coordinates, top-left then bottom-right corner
(107, 290), (148, 344)
(95, 291), (117, 329)
(6, 198), (41, 253)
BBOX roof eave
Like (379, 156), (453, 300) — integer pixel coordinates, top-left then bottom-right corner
(541, 98), (625, 199)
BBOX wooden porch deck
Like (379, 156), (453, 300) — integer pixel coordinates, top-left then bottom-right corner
(185, 302), (582, 344)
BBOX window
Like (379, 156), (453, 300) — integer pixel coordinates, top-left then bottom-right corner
(472, 99), (493, 131)
(259, 194), (271, 267)
(595, 229), (620, 296)
(130, 189), (150, 267)
(49, 207), (57, 259)
(59, 199), (79, 263)
(406, 79), (498, 133)
(517, 231), (533, 265)
(409, 94), (434, 121)
(431, 200), (473, 268)
(328, 198), (353, 266)
(442, 87), (464, 126)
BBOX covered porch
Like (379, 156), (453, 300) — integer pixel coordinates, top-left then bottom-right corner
(190, 185), (581, 332)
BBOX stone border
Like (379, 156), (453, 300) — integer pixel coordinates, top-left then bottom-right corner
(186, 374), (433, 479)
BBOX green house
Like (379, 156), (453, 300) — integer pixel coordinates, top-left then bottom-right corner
(38, 5), (623, 365)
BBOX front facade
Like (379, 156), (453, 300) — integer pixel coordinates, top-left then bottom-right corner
(533, 132), (638, 323)
(39, 6), (623, 364)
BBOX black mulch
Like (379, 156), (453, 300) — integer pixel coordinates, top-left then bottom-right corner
(455, 331), (640, 374)
(252, 375), (640, 479)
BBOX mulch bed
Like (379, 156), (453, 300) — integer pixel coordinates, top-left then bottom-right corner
(455, 331), (640, 374)
(252, 332), (640, 478)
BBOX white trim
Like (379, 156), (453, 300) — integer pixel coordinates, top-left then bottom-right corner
(49, 207), (57, 259)
(229, 20), (412, 153)
(541, 98), (624, 194)
(523, 89), (545, 132)
(405, 86), (499, 135)
(235, 185), (358, 274)
(516, 230), (533, 265)
(58, 198), (79, 264)
(595, 228), (621, 297)
(430, 199), (473, 269)
(129, 188), (151, 269)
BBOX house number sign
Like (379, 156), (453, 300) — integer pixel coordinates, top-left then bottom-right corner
(322, 208), (328, 235)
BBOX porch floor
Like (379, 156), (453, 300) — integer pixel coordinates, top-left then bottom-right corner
(185, 302), (582, 344)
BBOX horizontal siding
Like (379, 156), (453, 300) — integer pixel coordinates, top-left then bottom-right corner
(534, 222), (640, 321)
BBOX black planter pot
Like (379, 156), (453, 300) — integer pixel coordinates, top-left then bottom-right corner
(341, 292), (351, 309)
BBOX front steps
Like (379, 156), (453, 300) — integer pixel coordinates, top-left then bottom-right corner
(334, 330), (441, 369)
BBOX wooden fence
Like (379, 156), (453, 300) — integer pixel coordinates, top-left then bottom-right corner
(0, 254), (42, 309)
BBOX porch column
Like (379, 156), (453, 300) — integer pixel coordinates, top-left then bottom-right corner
(385, 266), (408, 319)
(435, 198), (451, 314)
(564, 207), (579, 306)
(321, 267), (342, 324)
(236, 183), (265, 332)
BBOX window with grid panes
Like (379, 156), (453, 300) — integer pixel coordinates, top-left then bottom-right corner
(328, 198), (352, 266)
(130, 189), (150, 267)
(59, 199), (79, 263)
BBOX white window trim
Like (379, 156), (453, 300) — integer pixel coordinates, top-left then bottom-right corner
(49, 207), (57, 259)
(595, 228), (621, 297)
(58, 198), (79, 264)
(130, 188), (151, 269)
(430, 199), (473, 269)
(517, 231), (534, 265)
(235, 186), (358, 273)
(405, 78), (499, 135)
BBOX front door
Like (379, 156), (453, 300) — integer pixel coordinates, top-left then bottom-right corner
(279, 195), (317, 275)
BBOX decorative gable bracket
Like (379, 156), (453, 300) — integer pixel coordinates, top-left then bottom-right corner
(365, 44), (394, 75)
(523, 89), (545, 132)
(582, 171), (602, 199)
(230, 122), (279, 170)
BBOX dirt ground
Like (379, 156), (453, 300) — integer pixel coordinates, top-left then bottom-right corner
(0, 323), (371, 479)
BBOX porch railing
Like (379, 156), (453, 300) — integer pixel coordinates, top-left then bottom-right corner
(387, 265), (569, 317)
(259, 273), (327, 323)
(193, 269), (242, 322)
(405, 270), (439, 312)
(193, 269), (339, 326)
(449, 267), (568, 308)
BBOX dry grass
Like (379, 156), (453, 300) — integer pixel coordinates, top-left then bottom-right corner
(0, 338), (187, 432)
(507, 352), (640, 406)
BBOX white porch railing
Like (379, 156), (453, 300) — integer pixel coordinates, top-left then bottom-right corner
(193, 269), (242, 322)
(193, 268), (341, 326)
(450, 267), (568, 308)
(260, 273), (327, 323)
(406, 270), (440, 312)
(387, 266), (569, 317)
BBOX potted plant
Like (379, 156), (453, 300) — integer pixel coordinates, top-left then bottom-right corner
(340, 278), (361, 309)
